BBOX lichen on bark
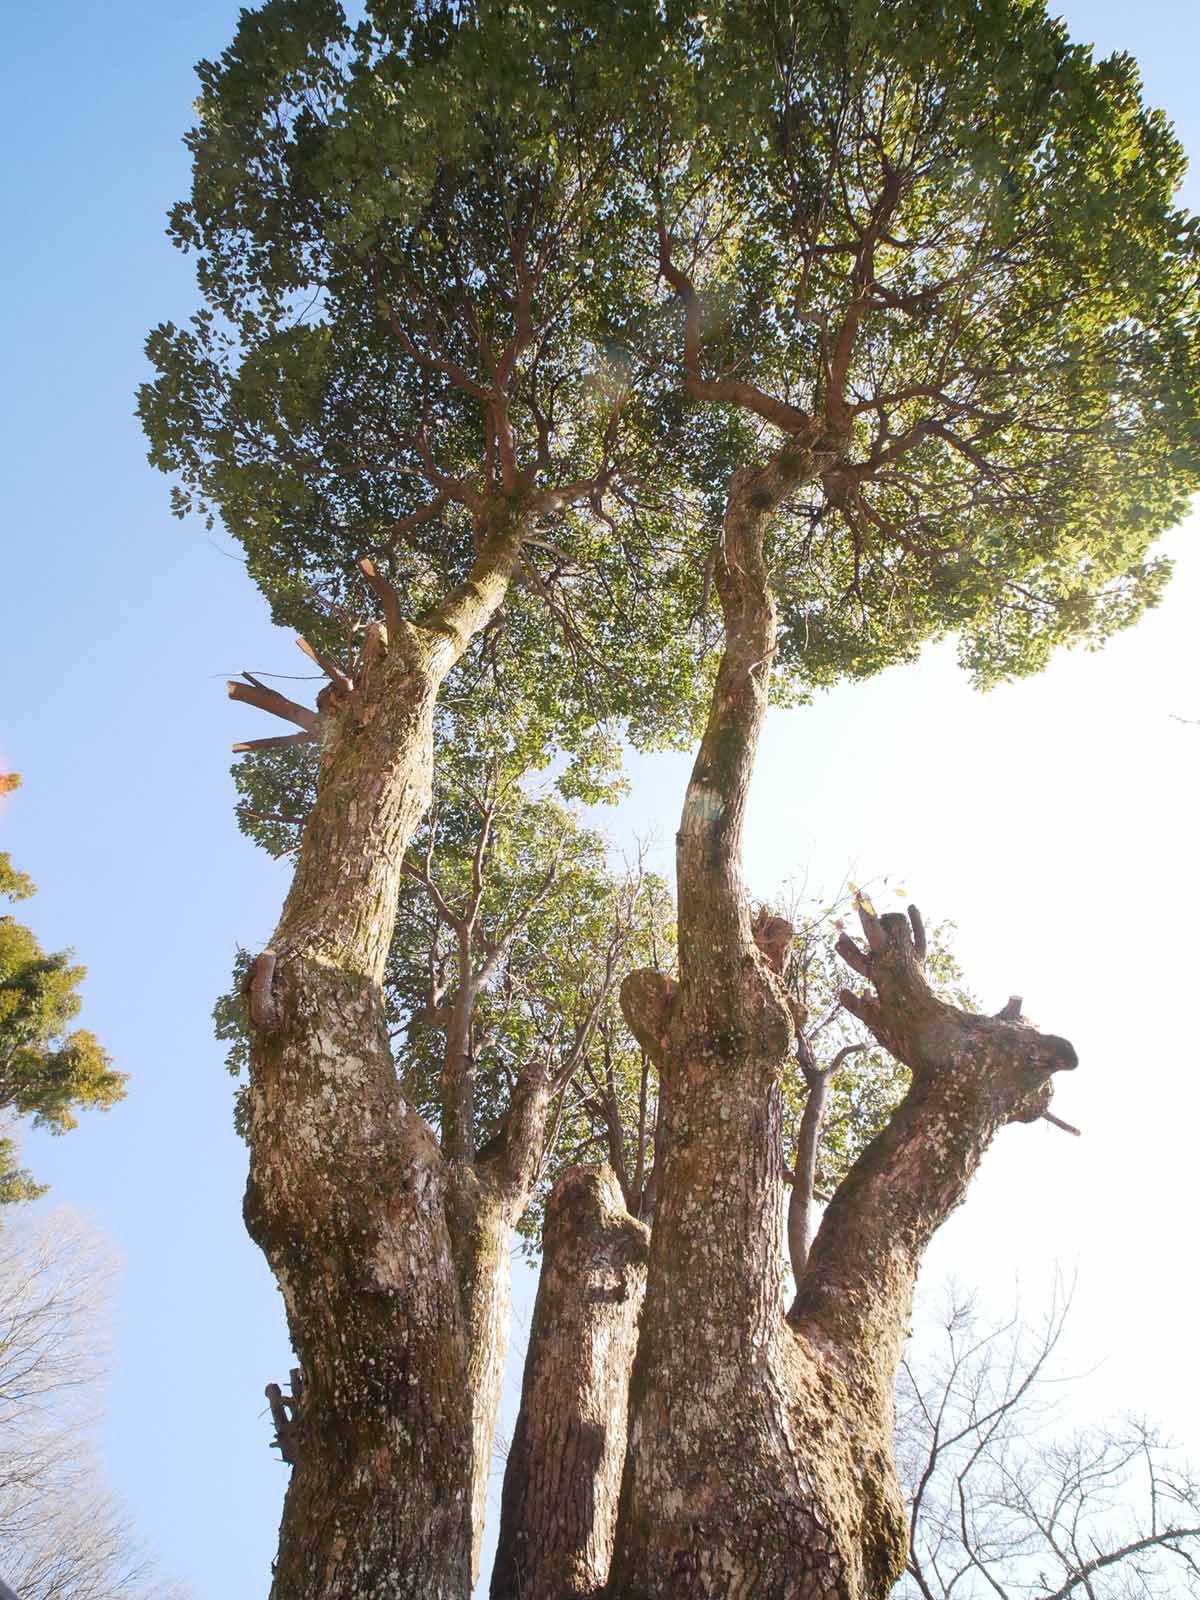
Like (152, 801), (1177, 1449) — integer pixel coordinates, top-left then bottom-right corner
(242, 520), (527, 1599)
(605, 451), (1077, 1600)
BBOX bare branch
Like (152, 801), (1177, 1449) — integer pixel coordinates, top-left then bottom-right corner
(227, 678), (318, 733)
(295, 636), (353, 696)
(231, 731), (318, 754)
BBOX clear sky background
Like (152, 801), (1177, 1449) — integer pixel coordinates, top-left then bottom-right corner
(1, 2), (1197, 1595)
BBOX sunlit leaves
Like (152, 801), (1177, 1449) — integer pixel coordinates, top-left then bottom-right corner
(0, 781), (126, 1193)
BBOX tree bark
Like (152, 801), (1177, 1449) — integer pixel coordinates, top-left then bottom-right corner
(491, 1165), (649, 1600)
(449, 1055), (567, 1578)
(442, 1166), (514, 1581)
(791, 907), (1077, 1416)
(607, 452), (1077, 1600)
(243, 516), (524, 1600)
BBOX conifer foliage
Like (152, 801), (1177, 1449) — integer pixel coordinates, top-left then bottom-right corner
(0, 776), (126, 1202)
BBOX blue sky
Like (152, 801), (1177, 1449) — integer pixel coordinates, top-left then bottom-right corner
(1, 2), (1198, 1594)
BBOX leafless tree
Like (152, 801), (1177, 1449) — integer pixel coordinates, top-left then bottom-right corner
(896, 1280), (1200, 1600)
(0, 1206), (190, 1600)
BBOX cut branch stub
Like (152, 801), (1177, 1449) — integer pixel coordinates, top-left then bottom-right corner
(265, 1371), (303, 1466)
(619, 969), (676, 1069)
(855, 895), (888, 953)
(232, 730), (317, 754)
(249, 949), (282, 1032)
(835, 904), (1077, 1120)
(227, 676), (318, 732)
(228, 675), (320, 753)
(751, 908), (795, 975)
(295, 635), (353, 697)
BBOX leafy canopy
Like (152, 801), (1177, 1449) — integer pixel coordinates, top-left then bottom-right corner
(140, 0), (717, 750)
(0, 778), (127, 1202)
(651, 0), (1200, 682)
(142, 0), (1199, 740)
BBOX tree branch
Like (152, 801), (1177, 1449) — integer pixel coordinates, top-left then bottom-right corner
(658, 217), (821, 439)
(227, 677), (318, 733)
(791, 907), (1077, 1401)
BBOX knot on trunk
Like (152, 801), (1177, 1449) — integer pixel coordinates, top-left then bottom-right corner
(751, 906), (795, 975)
(248, 949), (283, 1032)
(619, 969), (677, 1068)
(265, 1368), (304, 1465)
(836, 900), (1077, 1124)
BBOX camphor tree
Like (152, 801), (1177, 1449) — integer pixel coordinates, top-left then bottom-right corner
(214, 693), (673, 1572)
(0, 774), (126, 1201)
(140, 1), (1199, 1596)
(604, 5), (1200, 1598)
(489, 885), (964, 1600)
(140, 4), (718, 1591)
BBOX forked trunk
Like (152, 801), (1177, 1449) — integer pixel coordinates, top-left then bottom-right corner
(243, 523), (523, 1599)
(608, 454), (1077, 1599)
(491, 1165), (648, 1600)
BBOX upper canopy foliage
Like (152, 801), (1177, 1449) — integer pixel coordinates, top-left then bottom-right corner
(142, 0), (1199, 728)
(656, 0), (1200, 681)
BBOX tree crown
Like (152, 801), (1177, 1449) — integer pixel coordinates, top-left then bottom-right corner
(142, 0), (1199, 728)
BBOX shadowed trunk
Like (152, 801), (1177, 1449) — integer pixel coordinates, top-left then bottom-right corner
(607, 452), (1077, 1600)
(243, 518), (523, 1600)
(450, 1056), (569, 1578)
(444, 1166), (519, 1581)
(491, 1165), (648, 1600)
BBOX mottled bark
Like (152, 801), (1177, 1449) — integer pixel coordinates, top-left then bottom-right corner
(444, 1165), (518, 1580)
(243, 517), (524, 1600)
(491, 1165), (649, 1600)
(792, 905), (1077, 1413)
(607, 448), (1076, 1599)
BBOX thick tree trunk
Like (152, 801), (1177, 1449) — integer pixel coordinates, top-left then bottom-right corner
(608, 453), (1077, 1600)
(243, 520), (523, 1600)
(491, 1165), (649, 1600)
(790, 911), (1078, 1415)
(444, 1165), (518, 1582)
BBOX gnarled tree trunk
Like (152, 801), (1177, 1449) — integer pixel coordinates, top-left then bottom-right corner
(491, 1165), (648, 1600)
(243, 521), (523, 1600)
(607, 454), (1077, 1600)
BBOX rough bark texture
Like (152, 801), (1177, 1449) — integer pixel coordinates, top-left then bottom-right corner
(242, 519), (523, 1600)
(444, 1165), (517, 1580)
(491, 1165), (649, 1600)
(607, 451), (1077, 1600)
(792, 907), (1078, 1415)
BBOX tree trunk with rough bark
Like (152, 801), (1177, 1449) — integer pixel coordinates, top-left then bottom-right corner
(444, 1165), (517, 1579)
(607, 453), (1078, 1600)
(491, 1165), (648, 1600)
(242, 519), (523, 1600)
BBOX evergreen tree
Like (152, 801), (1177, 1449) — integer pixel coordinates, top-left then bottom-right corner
(0, 776), (125, 1203)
